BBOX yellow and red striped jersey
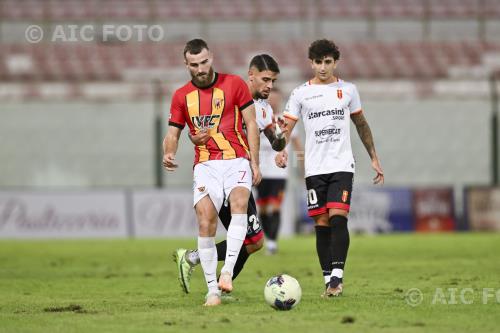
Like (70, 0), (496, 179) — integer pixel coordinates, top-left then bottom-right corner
(169, 72), (254, 166)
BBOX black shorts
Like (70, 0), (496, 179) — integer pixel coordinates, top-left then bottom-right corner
(255, 178), (286, 206)
(305, 172), (354, 217)
(218, 192), (263, 245)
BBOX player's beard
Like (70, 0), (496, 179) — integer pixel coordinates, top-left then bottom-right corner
(191, 67), (215, 87)
(254, 89), (270, 100)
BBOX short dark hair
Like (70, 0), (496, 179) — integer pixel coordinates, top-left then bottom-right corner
(249, 54), (280, 73)
(308, 39), (340, 61)
(183, 39), (209, 57)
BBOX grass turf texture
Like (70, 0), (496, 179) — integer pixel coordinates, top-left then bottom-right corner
(0, 233), (499, 333)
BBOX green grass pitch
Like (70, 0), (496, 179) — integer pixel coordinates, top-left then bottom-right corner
(1, 233), (499, 333)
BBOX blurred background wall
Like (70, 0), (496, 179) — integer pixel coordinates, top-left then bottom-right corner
(1, 0), (500, 237)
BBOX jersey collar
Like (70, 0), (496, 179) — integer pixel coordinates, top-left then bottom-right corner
(308, 76), (340, 85)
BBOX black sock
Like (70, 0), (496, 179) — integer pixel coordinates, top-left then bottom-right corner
(329, 215), (350, 272)
(260, 213), (271, 239)
(268, 212), (281, 240)
(315, 225), (332, 281)
(232, 245), (249, 280)
(216, 241), (227, 261)
(215, 240), (249, 281)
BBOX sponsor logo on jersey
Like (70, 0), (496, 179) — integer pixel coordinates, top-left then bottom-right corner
(191, 115), (220, 129)
(308, 108), (344, 120)
(337, 89), (343, 99)
(342, 190), (349, 202)
(197, 186), (206, 193)
(305, 94), (323, 101)
(262, 108), (266, 119)
(315, 125), (341, 138)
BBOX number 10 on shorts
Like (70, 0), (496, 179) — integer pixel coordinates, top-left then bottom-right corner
(308, 189), (318, 205)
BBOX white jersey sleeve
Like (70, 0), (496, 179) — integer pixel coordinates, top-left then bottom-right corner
(254, 99), (273, 131)
(283, 87), (302, 121)
(257, 98), (293, 179)
(349, 84), (362, 114)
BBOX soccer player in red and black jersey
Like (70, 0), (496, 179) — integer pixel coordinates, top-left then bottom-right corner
(163, 39), (261, 306)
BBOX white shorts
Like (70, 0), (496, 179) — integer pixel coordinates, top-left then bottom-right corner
(193, 158), (252, 211)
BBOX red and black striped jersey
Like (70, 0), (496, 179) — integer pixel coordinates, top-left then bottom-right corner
(168, 72), (254, 166)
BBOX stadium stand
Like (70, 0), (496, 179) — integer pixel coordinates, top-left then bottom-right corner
(1, 0), (499, 20)
(1, 41), (499, 83)
(0, 0), (498, 192)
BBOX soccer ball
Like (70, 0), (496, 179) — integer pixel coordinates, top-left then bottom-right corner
(264, 274), (302, 310)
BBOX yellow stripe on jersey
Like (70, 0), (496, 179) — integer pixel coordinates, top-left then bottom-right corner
(186, 90), (209, 162)
(210, 88), (236, 159)
(234, 105), (250, 155)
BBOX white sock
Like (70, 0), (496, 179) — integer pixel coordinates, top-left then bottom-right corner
(221, 213), (247, 276)
(198, 236), (218, 293)
(267, 240), (277, 251)
(331, 268), (344, 279)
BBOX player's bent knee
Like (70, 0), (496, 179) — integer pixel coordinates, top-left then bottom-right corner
(329, 208), (348, 218)
(230, 202), (248, 214)
(195, 198), (219, 236)
(313, 213), (329, 227)
(270, 203), (281, 213)
(195, 196), (218, 219)
(229, 187), (250, 213)
(198, 220), (216, 237)
(246, 238), (264, 254)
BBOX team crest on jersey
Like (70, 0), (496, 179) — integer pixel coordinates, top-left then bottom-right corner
(197, 186), (206, 193)
(337, 89), (343, 99)
(213, 98), (223, 110)
(342, 190), (349, 202)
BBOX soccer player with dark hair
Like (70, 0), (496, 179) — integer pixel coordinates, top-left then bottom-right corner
(172, 52), (287, 299)
(163, 39), (262, 306)
(257, 87), (303, 255)
(276, 39), (384, 297)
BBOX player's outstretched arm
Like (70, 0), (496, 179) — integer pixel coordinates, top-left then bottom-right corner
(351, 112), (384, 185)
(274, 117), (297, 168)
(241, 104), (262, 185)
(263, 119), (287, 152)
(162, 125), (182, 171)
(280, 116), (297, 146)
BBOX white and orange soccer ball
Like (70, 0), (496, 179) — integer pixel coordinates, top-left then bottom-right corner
(264, 274), (302, 310)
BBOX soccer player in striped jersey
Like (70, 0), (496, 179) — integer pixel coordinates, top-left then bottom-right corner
(173, 54), (288, 298)
(163, 39), (262, 306)
(276, 39), (384, 297)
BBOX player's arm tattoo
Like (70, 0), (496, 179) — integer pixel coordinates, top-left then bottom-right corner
(263, 126), (286, 152)
(351, 112), (377, 160)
